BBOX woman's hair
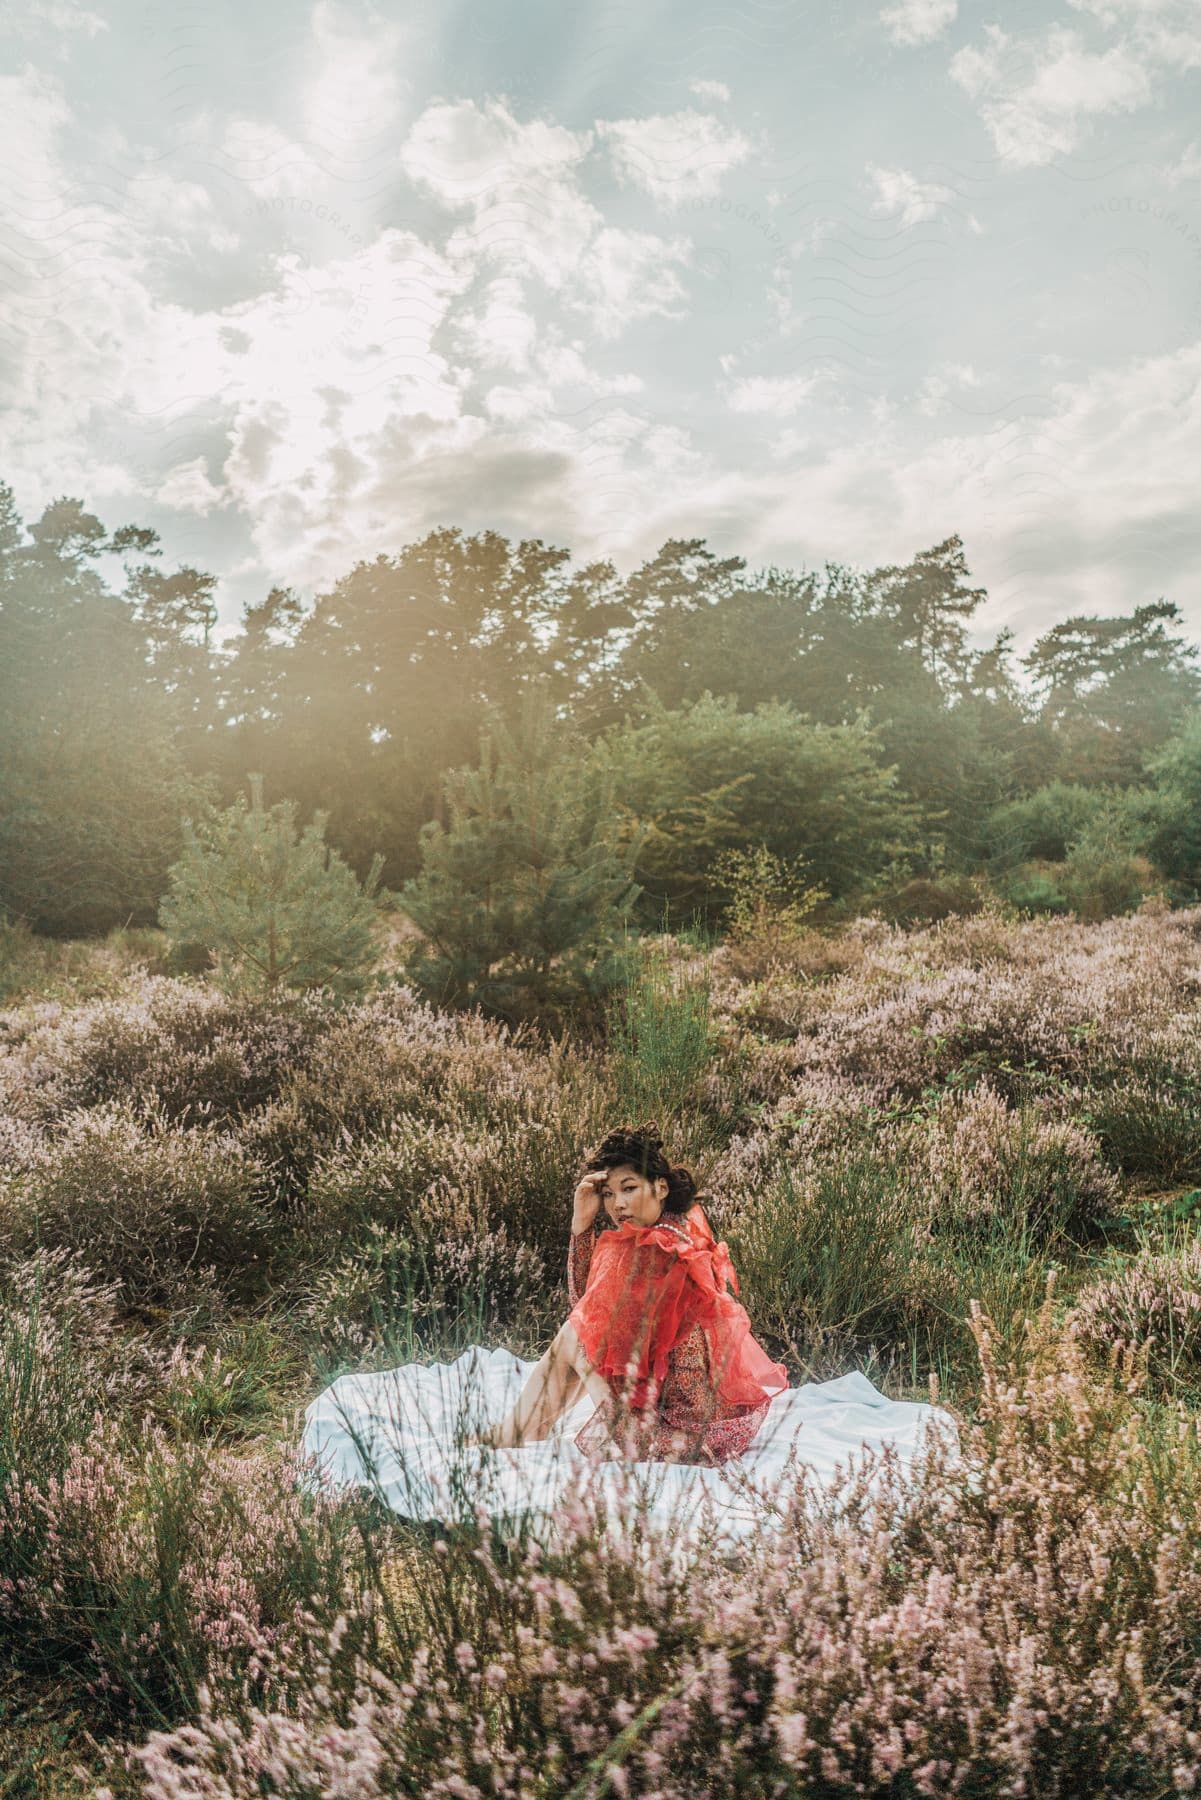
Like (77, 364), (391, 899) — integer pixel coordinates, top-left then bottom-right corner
(579, 1120), (706, 1217)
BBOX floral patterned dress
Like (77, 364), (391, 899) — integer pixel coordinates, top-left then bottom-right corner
(567, 1215), (775, 1465)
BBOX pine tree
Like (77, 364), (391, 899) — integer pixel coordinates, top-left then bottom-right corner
(159, 774), (385, 999)
(398, 685), (645, 1028)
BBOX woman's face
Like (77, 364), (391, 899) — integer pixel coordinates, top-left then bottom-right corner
(598, 1162), (668, 1227)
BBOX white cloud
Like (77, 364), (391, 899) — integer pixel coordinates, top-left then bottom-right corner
(915, 362), (984, 416)
(689, 79), (731, 103)
(482, 384), (555, 421)
(570, 226), (691, 337)
(399, 97), (694, 328)
(865, 163), (980, 230)
(452, 276), (540, 373)
(1067, 0), (1201, 67)
(6, 14), (1196, 658)
(400, 97), (592, 213)
(880, 0), (957, 47)
(154, 458), (230, 515)
(0, 1), (106, 40)
(0, 66), (704, 601)
(218, 117), (330, 201)
(726, 374), (817, 415)
(950, 22), (1158, 167)
(301, 0), (410, 142)
(597, 110), (752, 206)
(693, 339), (1201, 648)
(1162, 139), (1201, 185)
(534, 341), (643, 395)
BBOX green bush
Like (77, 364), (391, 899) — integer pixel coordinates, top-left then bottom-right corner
(985, 782), (1105, 870)
(606, 936), (720, 1127)
(594, 690), (919, 929)
(872, 873), (986, 927)
(995, 859), (1070, 915)
(159, 774), (385, 1000)
(399, 687), (644, 1031)
(1060, 844), (1161, 922)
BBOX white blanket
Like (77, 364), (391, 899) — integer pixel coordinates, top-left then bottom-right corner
(300, 1347), (958, 1552)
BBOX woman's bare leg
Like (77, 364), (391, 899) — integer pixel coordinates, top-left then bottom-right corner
(479, 1322), (613, 1447)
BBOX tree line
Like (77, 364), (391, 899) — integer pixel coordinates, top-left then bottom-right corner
(3, 477), (1200, 954)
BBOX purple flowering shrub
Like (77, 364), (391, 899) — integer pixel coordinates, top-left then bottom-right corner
(0, 977), (332, 1127)
(712, 903), (1201, 1110)
(1073, 1243), (1201, 1388)
(0, 905), (1199, 1789)
(0, 1102), (276, 1311)
(116, 1301), (1201, 1798)
(240, 988), (609, 1232)
(298, 1216), (550, 1360)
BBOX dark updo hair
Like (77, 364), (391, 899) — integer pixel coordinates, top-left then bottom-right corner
(579, 1120), (706, 1217)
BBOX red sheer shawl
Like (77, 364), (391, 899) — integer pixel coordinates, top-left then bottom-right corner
(567, 1202), (789, 1412)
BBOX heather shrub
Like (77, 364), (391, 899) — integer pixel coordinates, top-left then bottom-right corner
(606, 932), (828, 1144)
(711, 911), (880, 1008)
(0, 975), (331, 1127)
(913, 1078), (1120, 1240)
(154, 1322), (301, 1445)
(298, 1117), (516, 1246)
(3, 904), (1201, 1791)
(128, 1302), (1201, 1798)
(284, 1109), (602, 1281)
(719, 1150), (930, 1370)
(298, 1217), (550, 1362)
(0, 1419), (367, 1728)
(708, 1069), (894, 1200)
(1070, 1069), (1201, 1185)
(0, 1103), (276, 1310)
(712, 903), (1201, 1104)
(1072, 1241), (1201, 1391)
(251, 986), (583, 1138)
(711, 947), (889, 1043)
(0, 1248), (149, 1484)
(0, 1256), (340, 1727)
(0, 916), (168, 1005)
(715, 1075), (1115, 1248)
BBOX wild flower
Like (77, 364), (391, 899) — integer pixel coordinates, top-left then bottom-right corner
(1073, 1243), (1201, 1386)
(127, 1299), (1201, 1794)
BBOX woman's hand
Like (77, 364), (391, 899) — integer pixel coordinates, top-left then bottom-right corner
(571, 1168), (606, 1235)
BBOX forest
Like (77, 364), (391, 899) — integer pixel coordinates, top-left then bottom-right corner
(4, 477), (1200, 976)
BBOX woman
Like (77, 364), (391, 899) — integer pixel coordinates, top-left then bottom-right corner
(475, 1124), (789, 1464)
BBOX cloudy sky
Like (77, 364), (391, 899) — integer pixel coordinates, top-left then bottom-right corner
(1, 0), (1199, 654)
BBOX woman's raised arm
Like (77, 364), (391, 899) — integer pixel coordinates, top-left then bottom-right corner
(567, 1167), (606, 1304)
